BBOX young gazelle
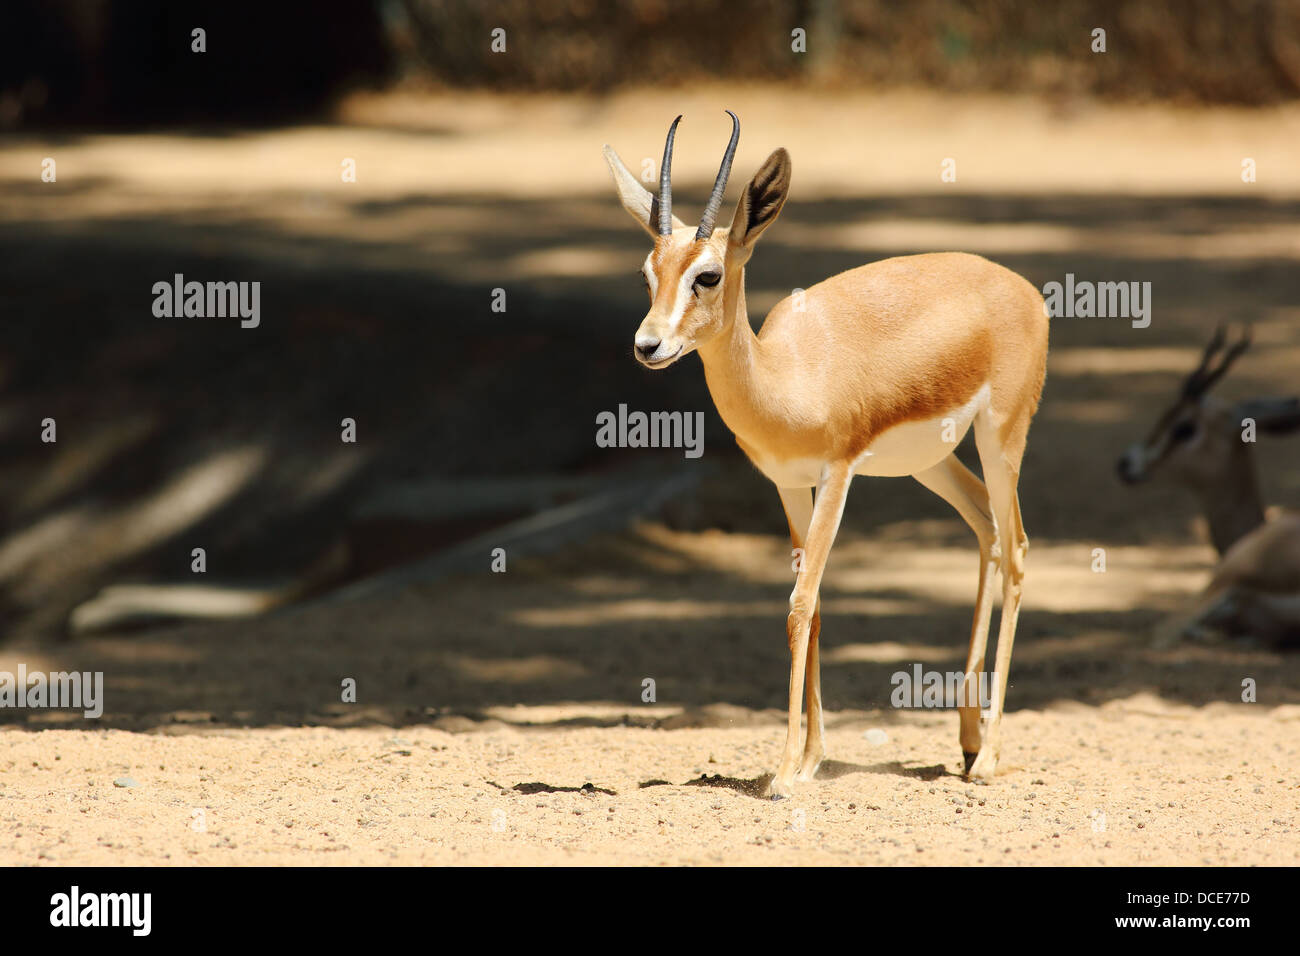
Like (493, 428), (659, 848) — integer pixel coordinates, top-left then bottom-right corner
(1118, 327), (1300, 644)
(604, 113), (1049, 795)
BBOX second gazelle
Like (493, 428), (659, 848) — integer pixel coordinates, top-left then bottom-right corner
(604, 112), (1049, 797)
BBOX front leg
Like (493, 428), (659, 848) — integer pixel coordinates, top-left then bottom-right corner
(770, 464), (853, 799)
(778, 486), (825, 782)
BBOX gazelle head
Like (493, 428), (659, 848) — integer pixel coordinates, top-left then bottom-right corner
(1117, 326), (1300, 490)
(603, 112), (791, 369)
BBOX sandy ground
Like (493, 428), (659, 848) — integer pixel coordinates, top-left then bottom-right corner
(1, 87), (1299, 865)
(2, 525), (1299, 866)
(3, 709), (1298, 866)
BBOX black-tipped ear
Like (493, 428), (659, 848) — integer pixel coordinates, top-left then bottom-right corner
(1235, 396), (1300, 435)
(728, 148), (791, 250)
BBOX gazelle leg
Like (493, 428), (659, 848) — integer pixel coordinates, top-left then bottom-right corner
(913, 454), (997, 772)
(797, 607), (825, 780)
(770, 464), (852, 799)
(778, 486), (826, 782)
(968, 412), (1030, 783)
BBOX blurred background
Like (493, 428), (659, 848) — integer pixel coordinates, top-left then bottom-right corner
(1, 1), (1298, 729)
(6, 0), (1300, 124)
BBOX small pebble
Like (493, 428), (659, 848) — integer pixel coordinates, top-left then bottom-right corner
(113, 777), (137, 789)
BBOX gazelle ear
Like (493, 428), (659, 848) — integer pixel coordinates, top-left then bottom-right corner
(1234, 396), (1300, 435)
(728, 148), (791, 252)
(603, 145), (684, 237)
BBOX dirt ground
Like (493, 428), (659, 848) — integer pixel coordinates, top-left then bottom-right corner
(3, 529), (1300, 865)
(1, 88), (1299, 865)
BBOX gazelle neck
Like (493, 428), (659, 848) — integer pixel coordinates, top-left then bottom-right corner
(1196, 453), (1267, 555)
(695, 266), (765, 439)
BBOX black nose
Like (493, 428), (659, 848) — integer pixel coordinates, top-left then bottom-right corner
(636, 340), (660, 359)
(1116, 456), (1135, 483)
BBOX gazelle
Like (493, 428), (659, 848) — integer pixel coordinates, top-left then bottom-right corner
(1118, 327), (1300, 645)
(604, 113), (1049, 795)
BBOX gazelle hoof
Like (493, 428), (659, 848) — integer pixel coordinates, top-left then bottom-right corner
(767, 777), (793, 800)
(962, 751), (979, 775)
(966, 750), (998, 783)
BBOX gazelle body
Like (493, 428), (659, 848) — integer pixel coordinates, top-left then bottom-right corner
(605, 113), (1049, 795)
(1118, 328), (1300, 645)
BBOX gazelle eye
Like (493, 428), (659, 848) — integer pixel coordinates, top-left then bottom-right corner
(694, 271), (721, 289)
(1170, 420), (1197, 442)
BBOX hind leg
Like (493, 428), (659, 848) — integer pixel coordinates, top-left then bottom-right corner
(914, 453), (998, 773)
(967, 409), (1030, 782)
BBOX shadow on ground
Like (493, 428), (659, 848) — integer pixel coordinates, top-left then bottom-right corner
(1, 159), (1298, 730)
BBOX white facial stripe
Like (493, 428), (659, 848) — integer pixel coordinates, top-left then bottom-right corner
(664, 267), (695, 332)
(642, 253), (658, 297)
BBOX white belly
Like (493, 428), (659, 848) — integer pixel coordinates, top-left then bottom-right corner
(751, 385), (989, 486)
(856, 384), (988, 477)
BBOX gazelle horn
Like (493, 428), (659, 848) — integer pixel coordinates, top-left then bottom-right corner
(695, 110), (740, 241)
(655, 115), (682, 236)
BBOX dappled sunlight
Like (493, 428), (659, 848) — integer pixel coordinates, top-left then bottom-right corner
(13, 412), (156, 513)
(479, 702), (680, 725)
(85, 642), (208, 665)
(512, 594), (923, 629)
(609, 519), (1221, 615)
(506, 244), (633, 279)
(825, 539), (1207, 614)
(297, 449), (372, 503)
(851, 540), (1215, 613)
(106, 445), (266, 558)
(0, 649), (58, 679)
(9, 184), (1300, 293)
(1050, 343), (1300, 377)
(445, 653), (587, 684)
(1006, 629), (1129, 664)
(509, 522), (1218, 639)
(568, 576), (652, 596)
(0, 444), (268, 602)
(10, 88), (1300, 205)
(5, 92), (1300, 302)
(626, 522), (791, 578)
(777, 218), (1300, 262)
(823, 641), (958, 664)
(0, 507), (93, 584)
(54, 637), (208, 666)
(70, 583), (287, 633)
(1040, 398), (1135, 424)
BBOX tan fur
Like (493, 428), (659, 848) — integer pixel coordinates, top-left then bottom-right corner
(694, 249), (1045, 466)
(606, 134), (1049, 795)
(1157, 513), (1300, 647)
(1207, 513), (1300, 595)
